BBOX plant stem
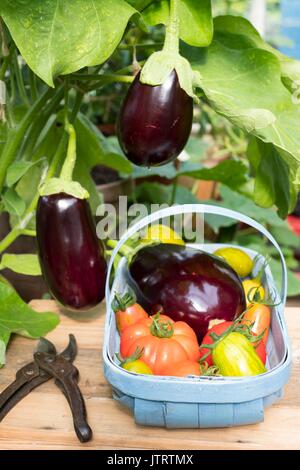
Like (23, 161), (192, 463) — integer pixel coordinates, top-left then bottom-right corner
(118, 42), (164, 50)
(0, 136), (65, 255)
(0, 56), (9, 81)
(64, 77), (69, 123)
(116, 60), (146, 75)
(29, 69), (38, 102)
(59, 123), (76, 181)
(0, 18), (8, 56)
(22, 83), (64, 161)
(0, 43), (15, 81)
(163, 0), (180, 54)
(46, 91), (83, 180)
(20, 229), (36, 237)
(59, 79), (77, 182)
(0, 86), (54, 192)
(12, 50), (30, 107)
(71, 73), (134, 84)
(0, 91), (83, 254)
(170, 176), (178, 205)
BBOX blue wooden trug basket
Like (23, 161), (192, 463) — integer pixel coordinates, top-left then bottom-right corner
(103, 205), (292, 428)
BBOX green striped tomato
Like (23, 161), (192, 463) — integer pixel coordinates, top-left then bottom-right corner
(212, 332), (267, 377)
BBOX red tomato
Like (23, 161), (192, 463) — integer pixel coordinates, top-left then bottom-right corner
(199, 321), (267, 366)
(163, 360), (201, 377)
(120, 314), (200, 375)
(112, 290), (148, 333)
(199, 321), (233, 366)
(241, 304), (271, 344)
(254, 337), (266, 365)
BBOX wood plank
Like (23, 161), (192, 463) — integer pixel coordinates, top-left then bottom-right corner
(0, 301), (299, 450)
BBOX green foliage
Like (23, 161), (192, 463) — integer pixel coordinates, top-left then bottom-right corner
(247, 139), (292, 218)
(2, 187), (25, 217)
(0, 0), (137, 86)
(0, 254), (42, 276)
(211, 186), (300, 297)
(183, 33), (300, 179)
(216, 186), (288, 228)
(126, 0), (154, 10)
(213, 15), (300, 91)
(143, 0), (213, 47)
(6, 158), (46, 187)
(0, 0), (299, 364)
(75, 114), (132, 175)
(0, 282), (59, 366)
(181, 158), (249, 190)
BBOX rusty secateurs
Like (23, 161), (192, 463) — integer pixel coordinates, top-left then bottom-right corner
(0, 334), (92, 443)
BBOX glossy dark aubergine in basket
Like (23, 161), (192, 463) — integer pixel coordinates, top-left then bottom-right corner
(117, 71), (193, 167)
(36, 193), (107, 310)
(129, 244), (246, 341)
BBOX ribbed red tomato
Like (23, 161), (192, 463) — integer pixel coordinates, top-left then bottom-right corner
(163, 360), (200, 377)
(120, 314), (200, 375)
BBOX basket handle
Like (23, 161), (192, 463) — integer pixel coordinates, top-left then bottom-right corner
(105, 204), (287, 306)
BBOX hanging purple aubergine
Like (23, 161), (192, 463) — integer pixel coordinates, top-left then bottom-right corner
(117, 70), (193, 167)
(36, 118), (107, 310)
(36, 193), (107, 310)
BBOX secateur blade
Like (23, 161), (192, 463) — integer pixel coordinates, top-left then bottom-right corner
(60, 334), (77, 362)
(36, 337), (57, 356)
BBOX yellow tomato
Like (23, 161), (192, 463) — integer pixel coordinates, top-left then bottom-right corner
(242, 279), (265, 306)
(214, 247), (254, 278)
(142, 224), (184, 245)
(122, 360), (153, 375)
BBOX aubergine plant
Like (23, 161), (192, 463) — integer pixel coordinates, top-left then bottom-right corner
(0, 0), (300, 364)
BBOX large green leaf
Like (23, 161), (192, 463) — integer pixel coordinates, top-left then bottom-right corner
(214, 15), (300, 91)
(229, 236), (300, 298)
(6, 158), (46, 187)
(0, 330), (10, 366)
(247, 139), (291, 218)
(0, 282), (59, 365)
(0, 254), (42, 276)
(0, 0), (136, 86)
(218, 186), (287, 229)
(2, 187), (25, 217)
(181, 158), (249, 190)
(0, 282), (59, 337)
(183, 35), (300, 179)
(142, 0), (213, 47)
(126, 0), (154, 10)
(270, 225), (300, 249)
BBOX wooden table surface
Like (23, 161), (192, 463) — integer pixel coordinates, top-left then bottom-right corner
(0, 301), (299, 450)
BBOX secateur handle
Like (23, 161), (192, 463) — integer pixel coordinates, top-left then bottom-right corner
(34, 352), (93, 443)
